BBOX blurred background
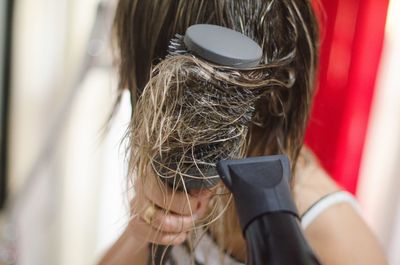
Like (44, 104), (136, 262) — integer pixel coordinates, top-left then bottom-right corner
(0, 0), (399, 264)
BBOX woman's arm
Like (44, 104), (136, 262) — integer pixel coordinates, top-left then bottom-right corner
(294, 148), (387, 265)
(97, 227), (149, 265)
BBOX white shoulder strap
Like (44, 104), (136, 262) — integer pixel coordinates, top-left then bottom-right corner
(301, 191), (360, 229)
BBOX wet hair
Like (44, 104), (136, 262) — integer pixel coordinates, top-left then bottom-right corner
(114, 0), (319, 164)
(113, 0), (319, 262)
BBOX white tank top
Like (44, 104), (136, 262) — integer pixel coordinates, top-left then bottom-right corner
(166, 190), (359, 265)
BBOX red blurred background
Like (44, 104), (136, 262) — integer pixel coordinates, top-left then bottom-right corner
(306, 0), (389, 194)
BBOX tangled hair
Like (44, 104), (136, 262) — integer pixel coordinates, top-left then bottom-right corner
(114, 0), (319, 262)
(131, 55), (296, 190)
(115, 0), (319, 166)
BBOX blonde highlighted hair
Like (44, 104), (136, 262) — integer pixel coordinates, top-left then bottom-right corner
(113, 0), (320, 263)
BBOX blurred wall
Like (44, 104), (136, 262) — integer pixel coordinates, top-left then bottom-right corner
(357, 1), (400, 264)
(8, 0), (129, 264)
(9, 1), (70, 263)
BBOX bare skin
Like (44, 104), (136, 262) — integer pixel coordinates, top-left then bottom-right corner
(98, 167), (212, 265)
(98, 148), (388, 265)
(294, 149), (388, 265)
(217, 148), (388, 265)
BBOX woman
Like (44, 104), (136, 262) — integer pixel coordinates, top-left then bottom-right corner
(99, 0), (387, 264)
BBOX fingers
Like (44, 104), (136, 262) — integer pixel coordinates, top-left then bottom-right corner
(128, 166), (214, 246)
(129, 213), (188, 246)
(150, 207), (197, 233)
(146, 188), (204, 216)
(130, 197), (195, 245)
(138, 168), (212, 216)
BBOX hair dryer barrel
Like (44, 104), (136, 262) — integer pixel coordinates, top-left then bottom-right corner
(217, 155), (322, 265)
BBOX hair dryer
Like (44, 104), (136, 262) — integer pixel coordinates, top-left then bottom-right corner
(216, 155), (322, 265)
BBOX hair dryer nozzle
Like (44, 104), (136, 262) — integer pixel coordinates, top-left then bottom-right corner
(216, 155), (299, 233)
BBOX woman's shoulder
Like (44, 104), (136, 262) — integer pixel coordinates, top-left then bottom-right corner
(293, 147), (388, 265)
(293, 146), (341, 216)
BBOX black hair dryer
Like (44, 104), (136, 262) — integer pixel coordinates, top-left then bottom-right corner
(216, 155), (323, 265)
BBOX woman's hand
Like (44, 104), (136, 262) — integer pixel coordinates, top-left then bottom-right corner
(128, 168), (212, 246)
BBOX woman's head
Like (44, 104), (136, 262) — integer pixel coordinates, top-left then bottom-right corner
(114, 0), (320, 260)
(114, 0), (320, 168)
